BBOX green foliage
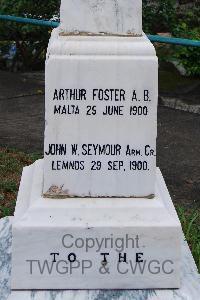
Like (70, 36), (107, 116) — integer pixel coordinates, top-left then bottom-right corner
(0, 147), (43, 218)
(143, 0), (177, 34)
(177, 206), (200, 272)
(0, 0), (59, 18)
(0, 180), (18, 193)
(178, 5), (200, 29)
(0, 206), (11, 217)
(143, 2), (200, 77)
(172, 17), (200, 77)
(0, 0), (60, 70)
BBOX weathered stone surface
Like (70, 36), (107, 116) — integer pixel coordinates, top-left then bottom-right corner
(60, 0), (142, 36)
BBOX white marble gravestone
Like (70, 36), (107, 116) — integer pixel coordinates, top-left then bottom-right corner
(44, 0), (156, 198)
(11, 0), (182, 291)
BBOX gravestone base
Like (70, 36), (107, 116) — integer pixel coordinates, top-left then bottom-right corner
(11, 159), (181, 290)
(1, 217), (199, 300)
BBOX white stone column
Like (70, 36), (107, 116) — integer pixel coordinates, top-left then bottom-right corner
(60, 0), (142, 36)
(43, 0), (158, 198)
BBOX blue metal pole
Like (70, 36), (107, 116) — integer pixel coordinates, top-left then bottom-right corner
(0, 14), (59, 28)
(147, 34), (200, 48)
(0, 14), (200, 47)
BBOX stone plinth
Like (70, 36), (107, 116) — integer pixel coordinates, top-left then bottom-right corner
(10, 160), (181, 289)
(1, 217), (200, 300)
(60, 0), (142, 36)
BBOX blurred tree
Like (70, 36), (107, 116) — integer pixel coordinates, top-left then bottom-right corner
(0, 0), (60, 70)
(143, 0), (177, 33)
